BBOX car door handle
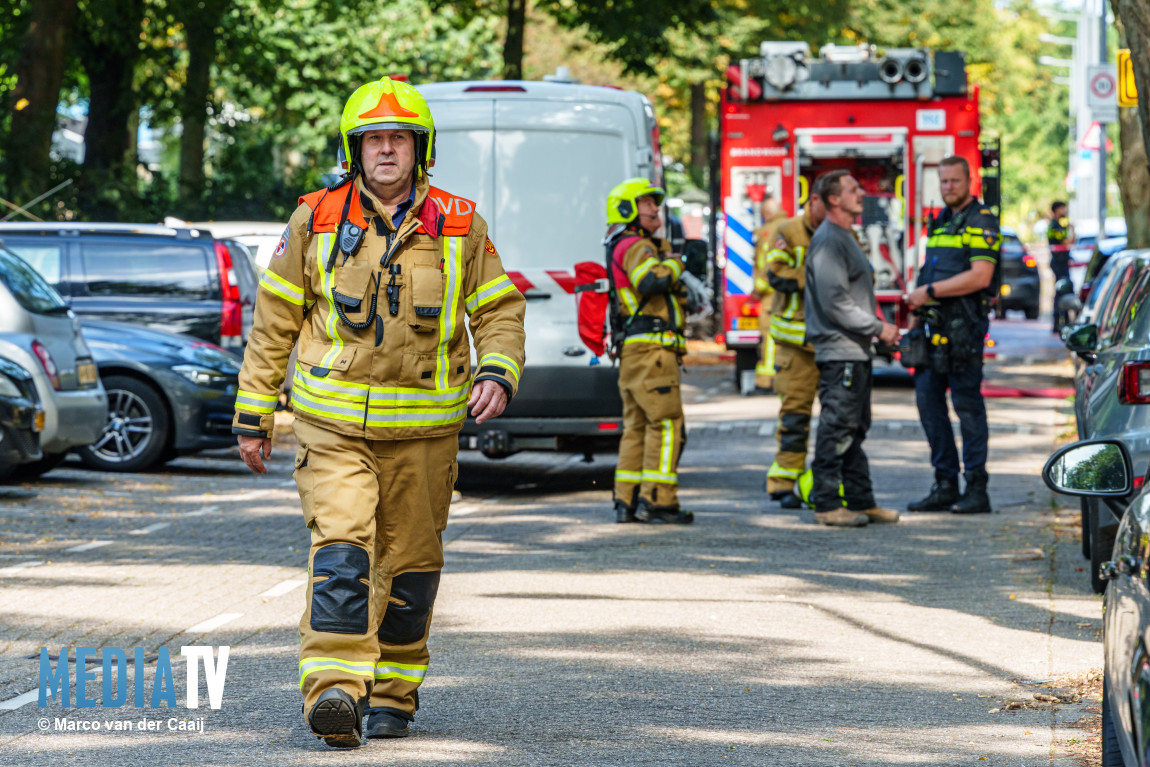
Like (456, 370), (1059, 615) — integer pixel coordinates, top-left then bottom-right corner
(523, 288), (552, 300)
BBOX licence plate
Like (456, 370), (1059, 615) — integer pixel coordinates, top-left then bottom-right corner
(33, 410), (45, 433)
(77, 360), (98, 386)
(735, 317), (758, 330)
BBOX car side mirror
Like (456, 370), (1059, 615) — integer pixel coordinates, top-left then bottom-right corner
(1043, 439), (1133, 497)
(1064, 323), (1097, 354)
(682, 239), (708, 281)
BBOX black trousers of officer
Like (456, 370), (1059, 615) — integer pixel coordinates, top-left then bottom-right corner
(811, 360), (876, 513)
(914, 353), (989, 483)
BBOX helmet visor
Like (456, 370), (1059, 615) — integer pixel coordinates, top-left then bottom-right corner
(348, 122), (430, 136)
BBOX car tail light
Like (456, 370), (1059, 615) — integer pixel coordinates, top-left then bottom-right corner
(1136, 475), (1146, 491)
(740, 301), (762, 318)
(31, 340), (61, 390)
(1023, 255), (1037, 268)
(1119, 361), (1150, 404)
(214, 241), (243, 348)
(597, 422), (619, 432)
(1079, 283), (1091, 303)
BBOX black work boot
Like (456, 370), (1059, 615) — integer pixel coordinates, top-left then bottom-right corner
(952, 471), (991, 514)
(364, 707), (412, 739)
(770, 491), (803, 510)
(907, 477), (959, 512)
(614, 499), (638, 523)
(635, 498), (694, 525)
(308, 688), (364, 748)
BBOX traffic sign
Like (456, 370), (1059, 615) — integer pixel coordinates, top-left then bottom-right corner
(1087, 64), (1118, 123)
(1118, 49), (1138, 107)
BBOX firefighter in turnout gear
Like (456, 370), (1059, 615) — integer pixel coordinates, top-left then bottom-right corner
(764, 187), (826, 508)
(606, 178), (694, 525)
(232, 77), (526, 748)
(752, 192), (787, 390)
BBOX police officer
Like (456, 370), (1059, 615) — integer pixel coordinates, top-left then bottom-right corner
(233, 77), (526, 747)
(607, 178), (702, 525)
(752, 190), (787, 390)
(906, 156), (999, 515)
(763, 185), (826, 508)
(1047, 201), (1074, 331)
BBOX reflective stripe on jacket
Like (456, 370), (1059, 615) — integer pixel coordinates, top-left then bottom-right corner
(766, 211), (815, 350)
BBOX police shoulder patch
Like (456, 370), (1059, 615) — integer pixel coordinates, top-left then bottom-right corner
(484, 236), (497, 255)
(984, 233), (997, 247)
(273, 227), (289, 259)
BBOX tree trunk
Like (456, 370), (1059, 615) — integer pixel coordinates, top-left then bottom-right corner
(78, 0), (144, 220)
(689, 81), (707, 190)
(1113, 0), (1150, 173)
(177, 0), (224, 216)
(1117, 107), (1150, 247)
(503, 0), (526, 80)
(3, 0), (79, 207)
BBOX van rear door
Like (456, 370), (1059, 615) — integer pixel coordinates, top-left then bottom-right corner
(428, 93), (634, 425)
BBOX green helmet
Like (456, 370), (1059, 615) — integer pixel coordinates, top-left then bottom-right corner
(606, 177), (665, 225)
(338, 77), (435, 176)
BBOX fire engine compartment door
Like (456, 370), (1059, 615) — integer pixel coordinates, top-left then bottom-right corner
(795, 129), (907, 159)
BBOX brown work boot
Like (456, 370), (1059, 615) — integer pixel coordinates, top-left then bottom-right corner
(813, 508), (869, 527)
(853, 506), (900, 524)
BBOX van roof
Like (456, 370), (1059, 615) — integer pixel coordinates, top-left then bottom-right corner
(418, 80), (649, 107)
(0, 222), (211, 239)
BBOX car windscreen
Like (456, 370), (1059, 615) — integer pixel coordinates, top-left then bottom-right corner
(0, 247), (69, 314)
(1000, 237), (1024, 258)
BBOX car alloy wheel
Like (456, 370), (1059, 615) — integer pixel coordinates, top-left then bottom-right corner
(79, 376), (170, 472)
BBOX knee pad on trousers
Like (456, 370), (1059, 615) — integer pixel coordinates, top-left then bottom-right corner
(311, 544), (370, 635)
(378, 571), (441, 645)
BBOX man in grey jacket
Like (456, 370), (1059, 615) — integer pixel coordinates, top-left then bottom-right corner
(803, 170), (901, 527)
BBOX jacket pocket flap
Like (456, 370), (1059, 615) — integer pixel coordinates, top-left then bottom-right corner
(298, 345), (357, 375)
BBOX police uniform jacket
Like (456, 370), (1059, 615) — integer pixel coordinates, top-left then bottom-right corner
(919, 199), (1001, 291)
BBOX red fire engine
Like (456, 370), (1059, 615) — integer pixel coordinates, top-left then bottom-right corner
(714, 42), (1000, 381)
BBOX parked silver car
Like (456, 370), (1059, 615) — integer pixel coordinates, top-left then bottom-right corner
(1065, 248), (1150, 592)
(1044, 439), (1148, 767)
(0, 243), (107, 478)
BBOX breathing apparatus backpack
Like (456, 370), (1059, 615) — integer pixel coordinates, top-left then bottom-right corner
(574, 230), (648, 362)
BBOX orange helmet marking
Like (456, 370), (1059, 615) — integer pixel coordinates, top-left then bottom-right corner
(358, 90), (419, 120)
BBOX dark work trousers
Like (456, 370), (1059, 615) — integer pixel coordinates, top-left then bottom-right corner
(914, 358), (988, 482)
(811, 360), (876, 513)
(1050, 252), (1071, 283)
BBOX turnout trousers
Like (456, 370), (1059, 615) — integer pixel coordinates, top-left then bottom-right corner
(810, 360), (876, 513)
(614, 344), (686, 509)
(766, 342), (818, 494)
(292, 418), (458, 725)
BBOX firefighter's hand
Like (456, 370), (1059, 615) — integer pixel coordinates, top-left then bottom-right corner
(906, 285), (929, 309)
(238, 435), (272, 474)
(469, 380), (508, 425)
(878, 322), (900, 346)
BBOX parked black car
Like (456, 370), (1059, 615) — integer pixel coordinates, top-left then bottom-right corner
(0, 223), (256, 350)
(993, 228), (1040, 320)
(0, 356), (44, 480)
(1044, 439), (1150, 767)
(78, 320), (241, 472)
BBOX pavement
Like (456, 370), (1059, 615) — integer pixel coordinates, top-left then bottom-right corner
(0, 316), (1101, 766)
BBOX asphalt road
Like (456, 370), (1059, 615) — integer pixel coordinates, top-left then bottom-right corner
(0, 316), (1096, 766)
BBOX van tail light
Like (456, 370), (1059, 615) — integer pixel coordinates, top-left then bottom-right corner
(31, 340), (61, 390)
(1023, 255), (1037, 268)
(1119, 361), (1150, 404)
(739, 300), (762, 318)
(214, 241), (243, 348)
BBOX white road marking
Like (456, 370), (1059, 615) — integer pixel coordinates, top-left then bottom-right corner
(450, 505), (479, 517)
(259, 579), (306, 598)
(0, 560), (44, 574)
(169, 489), (283, 503)
(185, 613), (243, 634)
(65, 541), (114, 553)
(128, 522), (170, 536)
(184, 505), (220, 517)
(0, 690), (38, 710)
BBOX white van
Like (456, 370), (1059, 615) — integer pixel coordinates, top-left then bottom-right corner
(418, 78), (665, 458)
